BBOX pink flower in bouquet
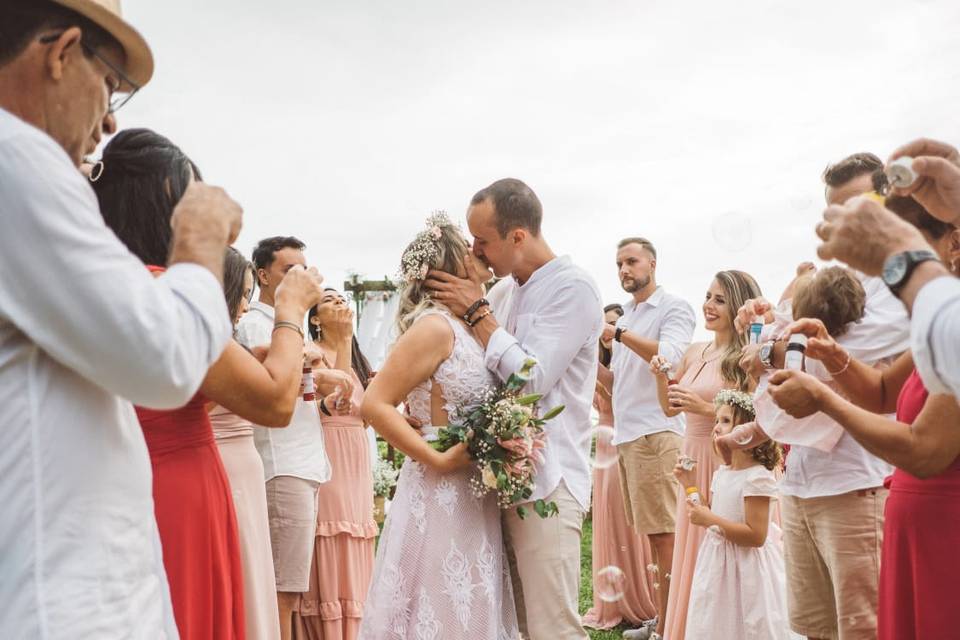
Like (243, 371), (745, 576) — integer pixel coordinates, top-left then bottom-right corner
(498, 436), (533, 458)
(530, 433), (547, 465)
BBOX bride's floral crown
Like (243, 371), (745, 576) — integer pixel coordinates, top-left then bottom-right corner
(713, 389), (755, 416)
(398, 211), (458, 284)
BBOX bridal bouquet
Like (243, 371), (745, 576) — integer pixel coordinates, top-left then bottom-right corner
(431, 358), (564, 519)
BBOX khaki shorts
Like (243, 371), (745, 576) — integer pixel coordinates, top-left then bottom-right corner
(265, 475), (320, 593)
(781, 488), (887, 640)
(617, 431), (682, 536)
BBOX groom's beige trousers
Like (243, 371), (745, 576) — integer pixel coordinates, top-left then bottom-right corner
(504, 482), (588, 640)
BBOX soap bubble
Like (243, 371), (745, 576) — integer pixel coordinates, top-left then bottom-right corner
(596, 565), (626, 602)
(711, 211), (752, 251)
(591, 425), (619, 470)
(731, 424), (754, 446)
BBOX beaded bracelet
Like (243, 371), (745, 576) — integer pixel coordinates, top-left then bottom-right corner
(466, 308), (492, 328)
(826, 350), (852, 377)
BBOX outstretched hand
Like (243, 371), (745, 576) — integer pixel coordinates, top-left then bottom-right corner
(889, 138), (960, 225)
(734, 297), (774, 334)
(815, 196), (931, 276)
(424, 259), (485, 318)
(767, 369), (828, 418)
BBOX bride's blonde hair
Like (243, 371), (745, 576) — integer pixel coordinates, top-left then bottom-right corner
(395, 213), (471, 335)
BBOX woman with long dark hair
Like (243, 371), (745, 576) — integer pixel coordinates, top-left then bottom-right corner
(92, 128), (323, 640)
(290, 291), (376, 640)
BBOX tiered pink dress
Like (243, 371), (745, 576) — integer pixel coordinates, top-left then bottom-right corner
(294, 370), (377, 640)
(662, 343), (726, 640)
(209, 402), (281, 640)
(582, 391), (658, 629)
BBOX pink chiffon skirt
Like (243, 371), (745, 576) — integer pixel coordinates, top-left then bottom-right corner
(293, 421), (377, 640)
(582, 422), (658, 629)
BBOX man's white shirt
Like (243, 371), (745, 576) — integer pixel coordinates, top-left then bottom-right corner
(484, 256), (603, 511)
(236, 301), (331, 484)
(610, 287), (695, 446)
(0, 107), (232, 638)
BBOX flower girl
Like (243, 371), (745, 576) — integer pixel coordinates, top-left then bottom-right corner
(674, 389), (790, 639)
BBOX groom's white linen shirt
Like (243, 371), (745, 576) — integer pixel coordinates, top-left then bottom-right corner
(910, 276), (960, 398)
(484, 256), (603, 511)
(0, 107), (232, 638)
(236, 301), (331, 484)
(610, 287), (695, 446)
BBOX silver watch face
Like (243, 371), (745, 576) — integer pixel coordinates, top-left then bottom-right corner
(882, 253), (908, 288)
(760, 344), (773, 366)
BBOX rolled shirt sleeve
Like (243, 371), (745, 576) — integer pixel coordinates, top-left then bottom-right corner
(911, 276), (960, 397)
(655, 299), (696, 366)
(485, 282), (601, 393)
(0, 127), (231, 409)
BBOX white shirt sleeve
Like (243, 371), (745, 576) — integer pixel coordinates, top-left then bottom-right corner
(484, 282), (601, 393)
(910, 276), (960, 396)
(0, 128), (231, 409)
(656, 299), (696, 366)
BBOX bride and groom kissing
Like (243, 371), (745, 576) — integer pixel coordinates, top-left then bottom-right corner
(357, 178), (603, 640)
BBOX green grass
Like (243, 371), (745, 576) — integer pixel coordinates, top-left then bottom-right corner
(580, 516), (629, 640)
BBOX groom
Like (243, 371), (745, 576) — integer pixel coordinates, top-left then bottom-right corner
(427, 178), (602, 640)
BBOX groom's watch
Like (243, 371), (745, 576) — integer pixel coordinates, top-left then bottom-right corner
(614, 327), (626, 343)
(881, 249), (939, 297)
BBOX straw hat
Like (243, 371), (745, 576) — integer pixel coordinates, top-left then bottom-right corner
(51, 0), (154, 87)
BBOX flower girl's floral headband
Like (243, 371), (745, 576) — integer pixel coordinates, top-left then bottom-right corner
(713, 389), (756, 416)
(398, 211), (457, 284)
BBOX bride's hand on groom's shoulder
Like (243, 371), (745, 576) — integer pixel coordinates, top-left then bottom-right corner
(429, 442), (472, 473)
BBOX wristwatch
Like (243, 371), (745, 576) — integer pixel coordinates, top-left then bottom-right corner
(882, 249), (940, 296)
(614, 327), (626, 343)
(759, 340), (776, 370)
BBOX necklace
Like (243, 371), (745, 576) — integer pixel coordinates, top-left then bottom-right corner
(699, 342), (726, 364)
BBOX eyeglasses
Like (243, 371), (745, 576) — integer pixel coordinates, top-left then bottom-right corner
(39, 33), (140, 113)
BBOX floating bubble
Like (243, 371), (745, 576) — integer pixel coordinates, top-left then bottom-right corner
(711, 211), (753, 252)
(731, 424), (754, 446)
(591, 425), (619, 470)
(596, 565), (626, 603)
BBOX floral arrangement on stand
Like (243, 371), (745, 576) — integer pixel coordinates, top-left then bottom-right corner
(372, 455), (399, 524)
(431, 358), (564, 519)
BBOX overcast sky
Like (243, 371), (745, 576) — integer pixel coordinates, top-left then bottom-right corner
(118, 0), (959, 338)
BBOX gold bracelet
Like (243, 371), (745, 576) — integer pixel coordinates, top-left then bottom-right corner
(826, 350), (851, 376)
(273, 321), (304, 339)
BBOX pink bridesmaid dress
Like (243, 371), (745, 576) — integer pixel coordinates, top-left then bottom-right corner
(662, 344), (727, 640)
(582, 391), (659, 629)
(293, 370), (376, 640)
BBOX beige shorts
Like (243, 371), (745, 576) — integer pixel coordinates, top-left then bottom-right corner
(781, 488), (887, 640)
(617, 431), (682, 536)
(265, 475), (320, 593)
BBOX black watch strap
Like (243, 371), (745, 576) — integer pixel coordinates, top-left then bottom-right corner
(883, 249), (940, 296)
(614, 327), (625, 342)
(463, 298), (489, 323)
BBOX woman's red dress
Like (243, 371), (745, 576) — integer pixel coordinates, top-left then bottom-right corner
(878, 369), (960, 640)
(137, 395), (246, 639)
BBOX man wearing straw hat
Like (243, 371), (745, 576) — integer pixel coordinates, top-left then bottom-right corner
(0, 1), (244, 636)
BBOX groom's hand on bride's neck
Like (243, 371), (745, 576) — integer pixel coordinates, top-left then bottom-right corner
(424, 269), (484, 318)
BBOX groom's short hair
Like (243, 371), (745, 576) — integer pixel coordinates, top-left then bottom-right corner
(617, 237), (657, 259)
(471, 178), (542, 238)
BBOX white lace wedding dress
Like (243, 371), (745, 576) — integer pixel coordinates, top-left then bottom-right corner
(358, 310), (520, 640)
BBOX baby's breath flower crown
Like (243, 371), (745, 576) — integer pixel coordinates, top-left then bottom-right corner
(714, 389), (756, 416)
(398, 211), (458, 284)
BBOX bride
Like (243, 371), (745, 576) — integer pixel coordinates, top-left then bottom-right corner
(357, 213), (520, 640)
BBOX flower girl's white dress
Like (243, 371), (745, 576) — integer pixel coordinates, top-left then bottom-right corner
(358, 310), (520, 640)
(685, 465), (790, 639)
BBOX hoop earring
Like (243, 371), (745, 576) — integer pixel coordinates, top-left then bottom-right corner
(89, 161), (104, 182)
